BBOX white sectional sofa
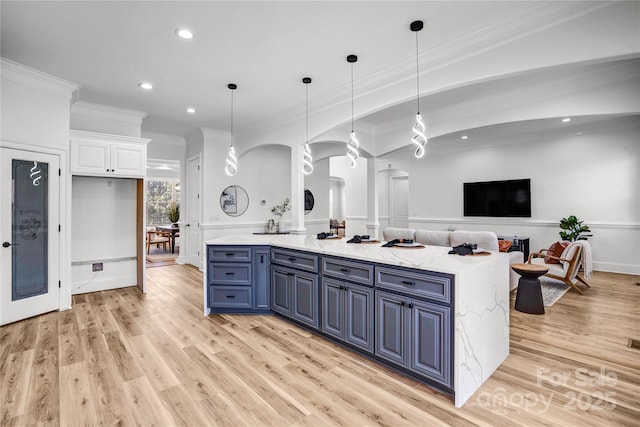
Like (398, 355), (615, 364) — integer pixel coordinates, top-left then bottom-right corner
(382, 227), (524, 290)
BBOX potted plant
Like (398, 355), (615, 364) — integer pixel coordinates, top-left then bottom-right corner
(271, 198), (290, 233)
(168, 202), (180, 227)
(559, 215), (592, 241)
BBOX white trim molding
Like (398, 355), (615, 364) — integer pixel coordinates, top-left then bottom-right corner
(1, 57), (79, 99)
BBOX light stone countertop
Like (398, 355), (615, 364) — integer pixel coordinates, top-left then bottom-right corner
(205, 234), (507, 275)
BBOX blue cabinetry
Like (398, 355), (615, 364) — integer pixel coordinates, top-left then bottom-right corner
(207, 245), (270, 313)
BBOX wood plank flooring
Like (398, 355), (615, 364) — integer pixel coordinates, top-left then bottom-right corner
(1, 266), (638, 426)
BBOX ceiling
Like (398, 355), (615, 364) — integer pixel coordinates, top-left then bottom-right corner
(2, 1), (638, 144)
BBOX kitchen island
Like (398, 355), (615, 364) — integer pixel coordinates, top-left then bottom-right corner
(204, 234), (509, 408)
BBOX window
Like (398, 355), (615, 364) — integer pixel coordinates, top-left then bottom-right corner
(147, 180), (180, 226)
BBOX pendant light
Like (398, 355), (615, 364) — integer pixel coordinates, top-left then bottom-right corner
(410, 20), (427, 158)
(225, 83), (238, 176)
(302, 77), (313, 175)
(346, 54), (359, 168)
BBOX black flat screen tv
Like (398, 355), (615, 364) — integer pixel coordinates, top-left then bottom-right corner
(464, 179), (531, 217)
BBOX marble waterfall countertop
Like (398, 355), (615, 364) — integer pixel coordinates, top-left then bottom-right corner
(205, 234), (510, 408)
(204, 233), (507, 275)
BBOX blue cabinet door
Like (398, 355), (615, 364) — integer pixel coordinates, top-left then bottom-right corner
(409, 299), (451, 388)
(375, 290), (408, 366)
(292, 272), (319, 328)
(271, 266), (292, 316)
(321, 278), (345, 340)
(254, 248), (270, 309)
(345, 284), (374, 353)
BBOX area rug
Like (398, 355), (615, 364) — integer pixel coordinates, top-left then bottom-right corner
(540, 280), (570, 306)
(146, 246), (179, 263)
(513, 279), (570, 307)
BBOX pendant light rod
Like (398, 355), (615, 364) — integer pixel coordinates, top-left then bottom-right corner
(302, 77), (313, 175)
(225, 83), (238, 176)
(410, 20), (427, 159)
(347, 54), (357, 132)
(411, 20), (423, 114)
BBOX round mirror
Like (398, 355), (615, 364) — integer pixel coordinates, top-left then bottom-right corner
(220, 185), (249, 217)
(304, 189), (314, 215)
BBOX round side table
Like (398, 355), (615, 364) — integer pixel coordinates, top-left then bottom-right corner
(512, 263), (549, 315)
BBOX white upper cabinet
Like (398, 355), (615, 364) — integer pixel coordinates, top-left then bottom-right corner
(70, 130), (150, 178)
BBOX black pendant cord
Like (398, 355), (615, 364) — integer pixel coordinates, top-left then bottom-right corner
(230, 89), (234, 146)
(415, 30), (420, 115)
(306, 83), (309, 144)
(351, 63), (354, 132)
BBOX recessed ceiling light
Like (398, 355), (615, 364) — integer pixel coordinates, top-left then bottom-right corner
(138, 82), (153, 90)
(176, 28), (194, 39)
(186, 107), (196, 114)
(461, 135), (468, 140)
(562, 117), (571, 122)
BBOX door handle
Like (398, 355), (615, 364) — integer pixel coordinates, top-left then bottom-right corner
(2, 242), (18, 248)
(185, 224), (191, 227)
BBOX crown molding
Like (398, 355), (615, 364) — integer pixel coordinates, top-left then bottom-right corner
(69, 129), (150, 145)
(1, 57), (79, 99)
(239, 1), (612, 140)
(71, 100), (147, 125)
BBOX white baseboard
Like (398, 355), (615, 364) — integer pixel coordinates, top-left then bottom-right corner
(594, 262), (640, 276)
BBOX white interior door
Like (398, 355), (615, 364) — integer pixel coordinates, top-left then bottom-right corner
(1, 148), (60, 325)
(391, 175), (409, 228)
(185, 155), (201, 268)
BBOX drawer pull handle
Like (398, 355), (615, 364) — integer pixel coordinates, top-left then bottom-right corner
(226, 295), (236, 299)
(288, 257), (296, 262)
(225, 253), (235, 257)
(225, 272), (235, 275)
(408, 303), (414, 309)
(402, 280), (416, 286)
(340, 268), (351, 273)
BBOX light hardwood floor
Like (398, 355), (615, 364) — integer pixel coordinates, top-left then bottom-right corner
(1, 266), (638, 426)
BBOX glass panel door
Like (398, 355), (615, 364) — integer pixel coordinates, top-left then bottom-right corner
(12, 159), (49, 300)
(1, 148), (59, 325)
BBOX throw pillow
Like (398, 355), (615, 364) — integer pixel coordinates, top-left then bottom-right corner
(545, 241), (570, 263)
(498, 240), (512, 252)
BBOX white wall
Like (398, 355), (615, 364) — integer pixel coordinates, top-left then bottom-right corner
(380, 124), (640, 274)
(330, 156), (369, 236)
(1, 58), (77, 311)
(304, 157), (330, 235)
(71, 176), (137, 294)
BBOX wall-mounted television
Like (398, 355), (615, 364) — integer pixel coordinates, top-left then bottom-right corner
(464, 179), (531, 217)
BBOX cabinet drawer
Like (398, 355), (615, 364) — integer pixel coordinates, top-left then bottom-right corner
(209, 287), (252, 308)
(208, 246), (252, 262)
(322, 257), (374, 286)
(271, 248), (318, 273)
(208, 263), (251, 285)
(376, 267), (452, 304)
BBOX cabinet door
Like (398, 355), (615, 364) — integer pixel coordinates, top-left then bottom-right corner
(375, 291), (408, 367)
(321, 278), (344, 340)
(409, 300), (451, 387)
(254, 248), (270, 309)
(292, 272), (318, 329)
(111, 144), (146, 177)
(345, 284), (374, 353)
(271, 267), (291, 317)
(70, 140), (110, 174)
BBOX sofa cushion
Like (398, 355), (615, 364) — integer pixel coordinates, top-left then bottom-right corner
(382, 227), (416, 241)
(415, 230), (451, 247)
(498, 240), (512, 252)
(450, 230), (499, 251)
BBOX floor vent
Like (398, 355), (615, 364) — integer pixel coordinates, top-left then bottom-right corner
(628, 339), (640, 350)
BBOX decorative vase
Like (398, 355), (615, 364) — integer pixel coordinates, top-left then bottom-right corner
(278, 219), (286, 233)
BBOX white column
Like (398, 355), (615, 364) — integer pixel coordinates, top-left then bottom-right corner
(289, 144), (306, 234)
(365, 157), (380, 239)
